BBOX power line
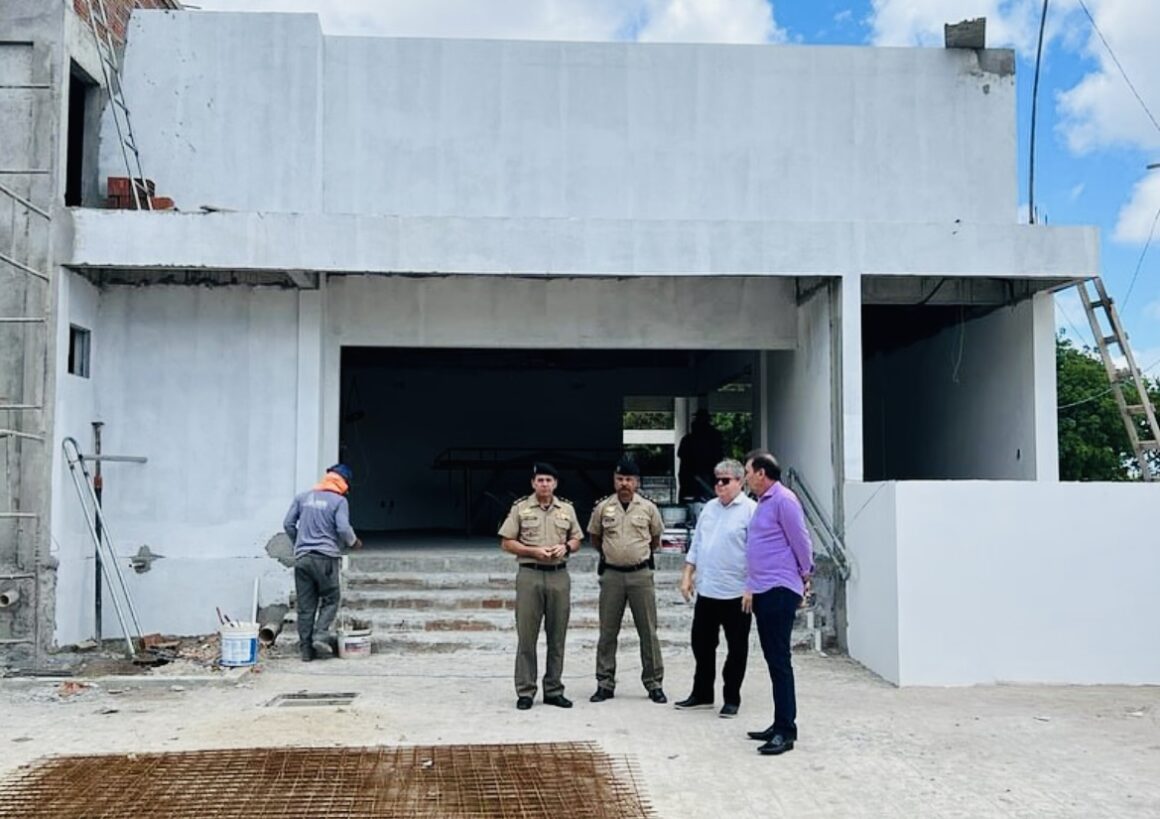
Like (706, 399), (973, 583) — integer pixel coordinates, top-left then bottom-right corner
(1058, 353), (1160, 410)
(1121, 201), (1160, 310)
(1076, 0), (1160, 138)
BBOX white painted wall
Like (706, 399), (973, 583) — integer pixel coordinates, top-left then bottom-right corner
(52, 271), (102, 645)
(847, 480), (1160, 686)
(862, 300), (1038, 481)
(843, 481), (899, 685)
(112, 11), (1017, 224)
(766, 281), (838, 519)
(53, 285), (305, 639)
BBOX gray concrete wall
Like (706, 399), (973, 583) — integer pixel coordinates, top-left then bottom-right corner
(108, 10), (1017, 224)
(862, 299), (1039, 481)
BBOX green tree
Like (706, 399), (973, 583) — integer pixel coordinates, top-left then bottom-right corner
(1057, 333), (1159, 481)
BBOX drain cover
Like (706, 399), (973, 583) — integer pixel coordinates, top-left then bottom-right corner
(0, 743), (654, 818)
(266, 691), (358, 707)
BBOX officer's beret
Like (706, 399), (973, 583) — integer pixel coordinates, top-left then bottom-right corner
(614, 456), (641, 477)
(532, 461), (559, 479)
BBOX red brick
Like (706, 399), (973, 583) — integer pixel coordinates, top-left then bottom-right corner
(107, 176), (131, 196)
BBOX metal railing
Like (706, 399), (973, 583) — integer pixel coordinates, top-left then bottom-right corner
(784, 467), (850, 581)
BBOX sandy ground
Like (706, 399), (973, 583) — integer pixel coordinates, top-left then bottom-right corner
(1, 646), (1158, 818)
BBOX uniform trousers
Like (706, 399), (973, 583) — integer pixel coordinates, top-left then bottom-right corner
(689, 594), (752, 706)
(514, 565), (571, 698)
(596, 567), (664, 692)
(295, 552), (341, 649)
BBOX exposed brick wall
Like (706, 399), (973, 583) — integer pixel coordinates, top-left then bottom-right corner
(72, 0), (181, 46)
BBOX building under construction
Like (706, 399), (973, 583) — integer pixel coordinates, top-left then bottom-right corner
(1, 1), (1158, 686)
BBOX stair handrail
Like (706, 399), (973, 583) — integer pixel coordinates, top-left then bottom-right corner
(784, 467), (850, 581)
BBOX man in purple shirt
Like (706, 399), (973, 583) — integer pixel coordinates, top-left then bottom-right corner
(741, 450), (813, 756)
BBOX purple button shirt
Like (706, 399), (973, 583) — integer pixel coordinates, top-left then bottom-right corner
(746, 482), (814, 596)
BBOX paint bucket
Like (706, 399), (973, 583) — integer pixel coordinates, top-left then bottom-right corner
(337, 627), (372, 659)
(219, 622), (260, 667)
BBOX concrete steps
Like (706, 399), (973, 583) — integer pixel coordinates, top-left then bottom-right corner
(284, 548), (822, 654)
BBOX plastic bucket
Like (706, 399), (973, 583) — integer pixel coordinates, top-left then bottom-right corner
(219, 622), (260, 667)
(337, 628), (372, 659)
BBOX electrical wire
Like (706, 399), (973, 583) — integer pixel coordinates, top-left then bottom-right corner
(1028, 0), (1051, 225)
(1120, 202), (1160, 310)
(1076, 0), (1160, 138)
(1057, 353), (1160, 410)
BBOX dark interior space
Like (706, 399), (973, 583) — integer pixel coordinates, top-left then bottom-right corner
(340, 347), (754, 538)
(65, 64), (96, 208)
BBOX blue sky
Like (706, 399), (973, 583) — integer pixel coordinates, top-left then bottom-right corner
(195, 0), (1160, 372)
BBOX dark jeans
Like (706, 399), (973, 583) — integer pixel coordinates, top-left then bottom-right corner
(753, 585), (802, 739)
(295, 552), (341, 649)
(690, 594), (752, 705)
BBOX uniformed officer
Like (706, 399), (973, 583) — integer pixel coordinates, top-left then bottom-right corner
(498, 462), (584, 710)
(588, 456), (668, 704)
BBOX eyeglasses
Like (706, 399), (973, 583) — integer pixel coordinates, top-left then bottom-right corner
(714, 477), (736, 485)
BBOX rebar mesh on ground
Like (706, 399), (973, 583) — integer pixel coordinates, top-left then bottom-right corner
(0, 742), (655, 819)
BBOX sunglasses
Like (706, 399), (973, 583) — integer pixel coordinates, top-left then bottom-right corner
(714, 477), (736, 485)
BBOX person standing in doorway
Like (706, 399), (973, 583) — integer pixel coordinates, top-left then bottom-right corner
(283, 463), (362, 662)
(588, 456), (667, 704)
(742, 450), (813, 755)
(677, 408), (724, 501)
(498, 462), (583, 711)
(676, 458), (756, 718)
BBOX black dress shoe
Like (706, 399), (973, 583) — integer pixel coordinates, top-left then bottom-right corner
(648, 688), (668, 704)
(544, 694), (573, 708)
(674, 695), (713, 710)
(589, 688), (615, 702)
(516, 696), (534, 710)
(300, 646), (316, 662)
(747, 724), (776, 741)
(719, 703), (739, 718)
(757, 735), (795, 755)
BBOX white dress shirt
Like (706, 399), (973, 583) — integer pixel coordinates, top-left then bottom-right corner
(685, 491), (756, 599)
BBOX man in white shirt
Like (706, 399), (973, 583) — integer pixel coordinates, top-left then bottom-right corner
(676, 458), (756, 718)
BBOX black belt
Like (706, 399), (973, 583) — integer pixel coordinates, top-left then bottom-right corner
(603, 560), (651, 573)
(520, 563), (569, 572)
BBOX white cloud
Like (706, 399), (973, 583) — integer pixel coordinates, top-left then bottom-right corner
(1113, 171), (1160, 244)
(1056, 0), (1160, 155)
(867, 0), (1041, 51)
(638, 0), (785, 44)
(1068, 182), (1085, 201)
(1054, 288), (1095, 343)
(191, 0), (785, 43)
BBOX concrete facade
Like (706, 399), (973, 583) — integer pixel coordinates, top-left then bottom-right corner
(4, 8), (1155, 686)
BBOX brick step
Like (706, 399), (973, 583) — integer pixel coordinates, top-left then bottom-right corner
(342, 607), (695, 633)
(343, 569), (686, 593)
(341, 588), (692, 611)
(284, 624), (820, 655)
(346, 551), (688, 574)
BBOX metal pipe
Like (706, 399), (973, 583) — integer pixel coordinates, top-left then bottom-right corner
(0, 587), (20, 608)
(258, 605), (290, 646)
(93, 422), (104, 643)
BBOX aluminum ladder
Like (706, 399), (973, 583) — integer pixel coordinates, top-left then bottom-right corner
(82, 0), (152, 209)
(1076, 277), (1160, 480)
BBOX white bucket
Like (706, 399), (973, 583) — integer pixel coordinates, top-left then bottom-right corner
(219, 622), (260, 667)
(337, 628), (372, 659)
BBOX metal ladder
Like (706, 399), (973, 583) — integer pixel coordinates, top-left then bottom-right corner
(61, 438), (145, 656)
(1076, 277), (1160, 480)
(784, 467), (851, 581)
(0, 42), (53, 657)
(82, 0), (152, 210)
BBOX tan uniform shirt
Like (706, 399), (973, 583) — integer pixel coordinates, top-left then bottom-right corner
(498, 495), (583, 567)
(587, 494), (664, 567)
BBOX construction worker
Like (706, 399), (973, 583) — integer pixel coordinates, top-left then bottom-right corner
(498, 462), (583, 710)
(588, 456), (667, 704)
(283, 463), (362, 661)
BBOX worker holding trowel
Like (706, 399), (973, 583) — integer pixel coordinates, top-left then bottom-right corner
(283, 463), (362, 661)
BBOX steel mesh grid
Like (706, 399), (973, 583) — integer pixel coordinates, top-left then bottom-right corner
(0, 742), (655, 819)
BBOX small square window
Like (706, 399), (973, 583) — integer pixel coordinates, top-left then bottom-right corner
(68, 325), (90, 378)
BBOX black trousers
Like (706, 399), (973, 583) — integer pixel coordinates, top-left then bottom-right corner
(753, 585), (802, 739)
(295, 552), (341, 648)
(690, 594), (752, 705)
